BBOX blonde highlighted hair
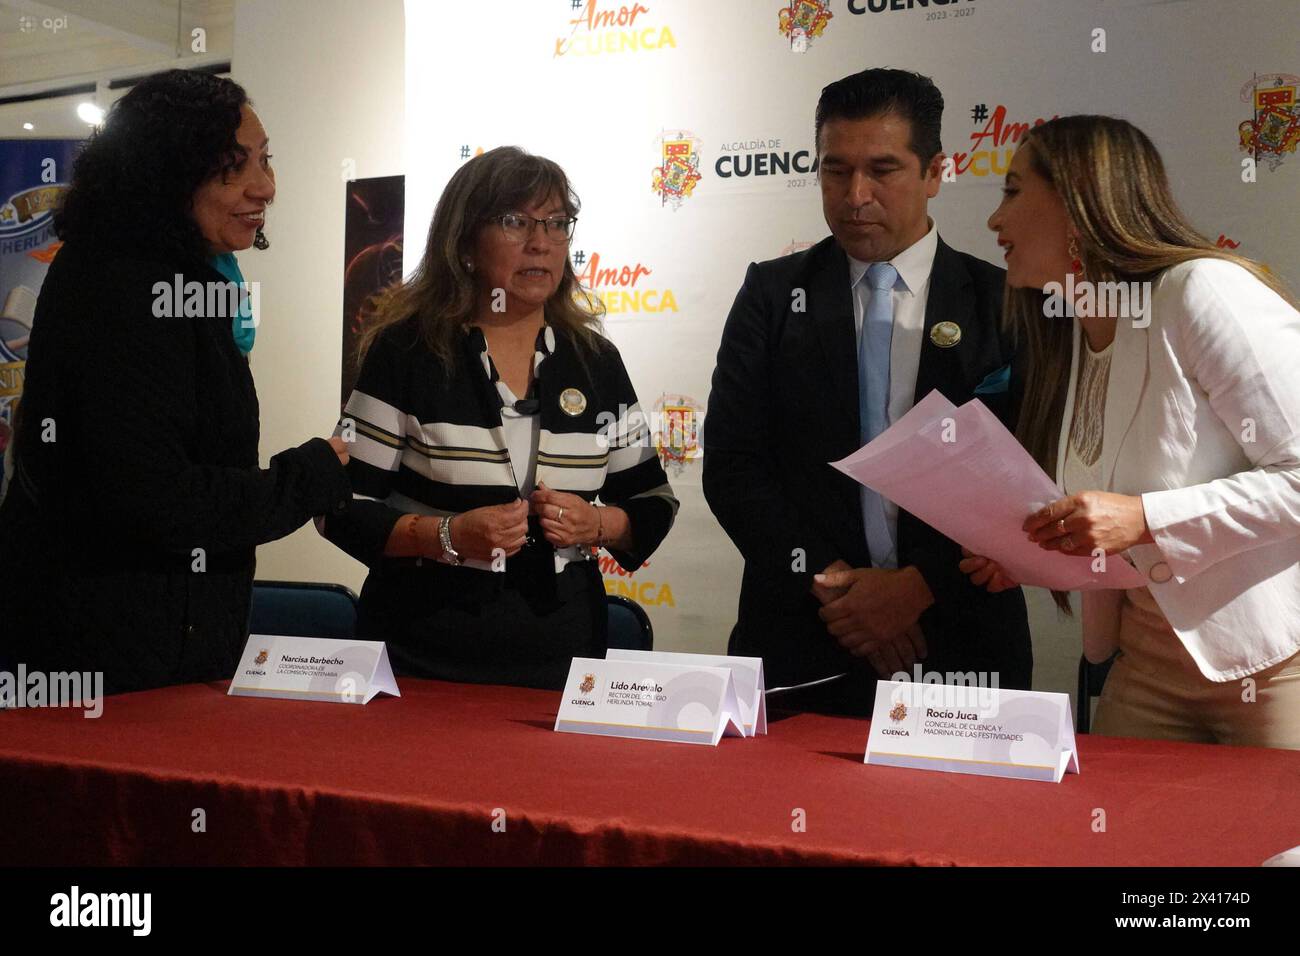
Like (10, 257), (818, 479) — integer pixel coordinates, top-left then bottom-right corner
(1003, 115), (1294, 612)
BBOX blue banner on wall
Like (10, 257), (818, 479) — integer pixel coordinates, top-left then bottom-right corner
(0, 138), (82, 486)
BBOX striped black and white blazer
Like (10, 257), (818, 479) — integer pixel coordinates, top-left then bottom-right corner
(321, 316), (678, 574)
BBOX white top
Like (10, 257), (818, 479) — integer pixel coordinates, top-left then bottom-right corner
(847, 219), (939, 563)
(496, 379), (540, 496)
(1062, 336), (1112, 497)
(494, 370), (583, 572)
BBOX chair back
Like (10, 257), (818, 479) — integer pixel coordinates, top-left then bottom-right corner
(250, 580), (359, 641)
(606, 594), (652, 651)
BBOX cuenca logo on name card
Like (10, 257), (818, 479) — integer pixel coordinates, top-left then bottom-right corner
(228, 635), (400, 705)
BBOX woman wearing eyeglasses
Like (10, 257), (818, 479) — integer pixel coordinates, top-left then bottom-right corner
(319, 146), (678, 690)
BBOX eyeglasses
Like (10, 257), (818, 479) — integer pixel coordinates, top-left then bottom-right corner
(491, 213), (577, 243)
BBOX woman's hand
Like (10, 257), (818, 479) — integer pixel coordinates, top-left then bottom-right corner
(450, 499), (530, 560)
(958, 547), (1019, 592)
(1023, 491), (1155, 555)
(530, 482), (599, 548)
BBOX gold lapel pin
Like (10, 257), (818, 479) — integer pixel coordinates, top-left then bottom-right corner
(559, 387), (587, 416)
(930, 321), (962, 348)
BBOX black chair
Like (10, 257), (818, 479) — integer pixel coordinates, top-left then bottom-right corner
(1076, 652), (1119, 734)
(250, 580), (359, 641)
(606, 594), (652, 651)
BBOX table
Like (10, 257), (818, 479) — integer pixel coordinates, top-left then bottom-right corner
(2, 679), (1297, 865)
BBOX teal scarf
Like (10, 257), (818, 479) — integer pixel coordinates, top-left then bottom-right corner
(208, 252), (256, 355)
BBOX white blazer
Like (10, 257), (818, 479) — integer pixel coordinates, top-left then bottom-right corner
(1057, 258), (1300, 682)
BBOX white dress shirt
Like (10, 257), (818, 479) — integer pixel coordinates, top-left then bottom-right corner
(496, 379), (541, 496)
(847, 220), (939, 564)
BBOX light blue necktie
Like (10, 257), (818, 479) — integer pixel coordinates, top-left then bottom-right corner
(858, 261), (898, 568)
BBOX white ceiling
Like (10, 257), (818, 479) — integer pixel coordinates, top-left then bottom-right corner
(0, 0), (234, 138)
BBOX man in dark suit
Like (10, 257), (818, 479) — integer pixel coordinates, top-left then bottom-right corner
(703, 68), (1032, 715)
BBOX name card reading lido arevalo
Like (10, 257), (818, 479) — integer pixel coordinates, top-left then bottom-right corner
(865, 680), (1079, 783)
(555, 657), (745, 745)
(606, 649), (767, 736)
(228, 635), (400, 705)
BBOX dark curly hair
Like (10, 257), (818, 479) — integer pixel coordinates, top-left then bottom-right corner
(54, 69), (251, 265)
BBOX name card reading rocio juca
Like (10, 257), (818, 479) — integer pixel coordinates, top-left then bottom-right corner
(865, 679), (1079, 783)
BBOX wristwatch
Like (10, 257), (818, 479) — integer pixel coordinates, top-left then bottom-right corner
(438, 515), (463, 566)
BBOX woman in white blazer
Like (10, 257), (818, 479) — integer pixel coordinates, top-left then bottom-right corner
(967, 115), (1300, 749)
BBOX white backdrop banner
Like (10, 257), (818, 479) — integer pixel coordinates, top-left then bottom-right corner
(404, 0), (1299, 653)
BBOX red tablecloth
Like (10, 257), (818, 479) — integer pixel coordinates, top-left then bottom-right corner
(1, 679), (1296, 866)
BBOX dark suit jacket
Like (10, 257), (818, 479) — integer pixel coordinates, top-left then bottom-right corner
(702, 234), (1032, 715)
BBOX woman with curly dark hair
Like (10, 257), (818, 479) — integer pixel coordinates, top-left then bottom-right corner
(0, 69), (351, 696)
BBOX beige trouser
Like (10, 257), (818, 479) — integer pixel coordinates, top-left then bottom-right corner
(1092, 586), (1300, 750)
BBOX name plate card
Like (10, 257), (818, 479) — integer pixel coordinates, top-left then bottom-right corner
(229, 635), (400, 705)
(864, 680), (1079, 783)
(555, 657), (744, 746)
(606, 649), (767, 736)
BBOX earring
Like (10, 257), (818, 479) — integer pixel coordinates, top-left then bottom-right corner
(463, 258), (474, 272)
(253, 228), (270, 251)
(1067, 237), (1083, 278)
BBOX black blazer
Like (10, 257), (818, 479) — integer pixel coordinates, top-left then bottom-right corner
(0, 239), (350, 695)
(703, 234), (1031, 714)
